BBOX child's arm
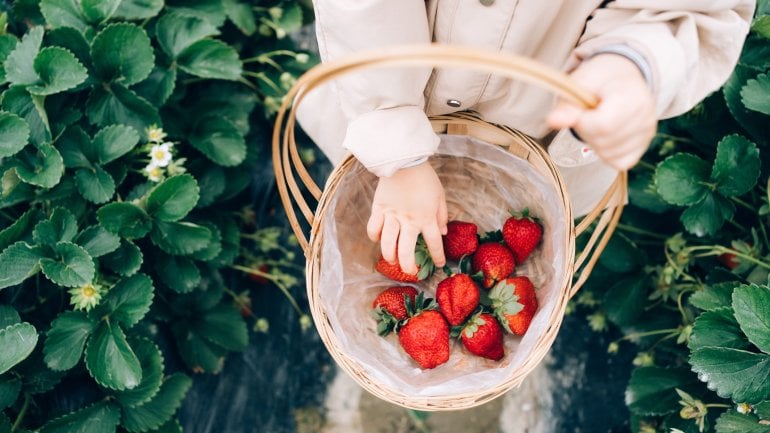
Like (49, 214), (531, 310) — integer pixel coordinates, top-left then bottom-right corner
(367, 162), (448, 275)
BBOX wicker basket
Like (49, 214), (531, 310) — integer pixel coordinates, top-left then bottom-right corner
(272, 45), (627, 411)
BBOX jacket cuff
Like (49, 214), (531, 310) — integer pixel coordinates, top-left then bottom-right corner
(343, 106), (440, 178)
(574, 23), (685, 116)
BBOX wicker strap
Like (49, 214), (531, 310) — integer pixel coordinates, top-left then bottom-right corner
(273, 44), (624, 284)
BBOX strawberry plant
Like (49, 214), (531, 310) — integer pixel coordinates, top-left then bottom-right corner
(0, 1), (315, 432)
(578, 3), (770, 432)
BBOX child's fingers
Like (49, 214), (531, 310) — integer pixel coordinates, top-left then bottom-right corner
(366, 210), (384, 242)
(422, 225), (446, 267)
(380, 215), (399, 263)
(546, 100), (584, 130)
(437, 194), (448, 235)
(398, 225), (420, 275)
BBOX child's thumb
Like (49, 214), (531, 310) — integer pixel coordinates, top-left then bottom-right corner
(546, 101), (583, 130)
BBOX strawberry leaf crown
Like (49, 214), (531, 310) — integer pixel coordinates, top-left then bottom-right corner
(397, 291), (438, 333)
(488, 280), (524, 330)
(480, 229), (504, 243)
(510, 207), (540, 223)
(371, 305), (399, 336)
(461, 310), (488, 339)
(415, 235), (437, 280)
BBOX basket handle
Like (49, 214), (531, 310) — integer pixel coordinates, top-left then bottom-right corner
(273, 44), (614, 253)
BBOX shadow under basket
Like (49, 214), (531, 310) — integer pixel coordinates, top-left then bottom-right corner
(273, 45), (627, 411)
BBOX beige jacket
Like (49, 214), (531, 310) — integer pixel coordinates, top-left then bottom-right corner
(297, 0), (754, 215)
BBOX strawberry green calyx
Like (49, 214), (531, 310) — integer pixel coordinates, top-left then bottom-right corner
(415, 235), (437, 280)
(462, 311), (487, 339)
(489, 280), (524, 331)
(511, 207), (539, 222)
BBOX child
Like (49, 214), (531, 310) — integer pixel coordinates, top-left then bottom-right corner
(297, 0), (755, 275)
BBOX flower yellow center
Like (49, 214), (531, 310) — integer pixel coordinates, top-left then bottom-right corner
(82, 284), (96, 297)
(154, 150), (167, 159)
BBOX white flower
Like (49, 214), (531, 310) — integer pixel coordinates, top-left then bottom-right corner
(149, 143), (173, 167)
(69, 282), (103, 311)
(737, 402), (752, 414)
(144, 163), (164, 182)
(146, 125), (167, 143)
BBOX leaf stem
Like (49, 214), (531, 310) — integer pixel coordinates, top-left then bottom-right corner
(11, 393), (31, 432)
(730, 196), (755, 212)
(617, 223), (669, 240)
(635, 160), (657, 171)
(230, 264), (304, 315)
(689, 245), (770, 269)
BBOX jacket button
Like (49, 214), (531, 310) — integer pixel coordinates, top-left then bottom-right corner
(446, 99), (462, 108)
(480, 0), (494, 5)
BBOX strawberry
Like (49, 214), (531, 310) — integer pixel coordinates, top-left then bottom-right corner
(375, 237), (436, 282)
(371, 286), (419, 336)
(717, 252), (739, 270)
(489, 276), (538, 336)
(472, 242), (516, 288)
(461, 312), (505, 361)
(398, 309), (450, 369)
(443, 221), (478, 261)
(502, 209), (543, 264)
(247, 264), (270, 284)
(436, 274), (480, 326)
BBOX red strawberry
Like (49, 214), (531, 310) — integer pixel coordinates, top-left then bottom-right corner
(247, 264), (270, 284)
(371, 286), (419, 336)
(502, 209), (543, 264)
(489, 276), (538, 336)
(461, 312), (505, 361)
(375, 237), (436, 282)
(436, 274), (480, 326)
(443, 221), (478, 261)
(717, 252), (739, 270)
(472, 242), (516, 288)
(398, 310), (450, 369)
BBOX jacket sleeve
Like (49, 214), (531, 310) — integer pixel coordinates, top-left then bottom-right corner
(573, 0), (755, 119)
(313, 0), (439, 177)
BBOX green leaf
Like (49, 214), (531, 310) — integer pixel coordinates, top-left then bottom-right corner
(91, 23), (154, 85)
(40, 242), (95, 287)
(40, 0), (88, 33)
(0, 376), (21, 410)
(277, 3), (304, 34)
(0, 241), (41, 290)
(121, 373), (192, 433)
(165, 0), (227, 26)
(741, 73), (770, 115)
(0, 35), (19, 84)
(156, 11), (219, 58)
(194, 304), (248, 351)
(0, 208), (38, 251)
(757, 401), (770, 420)
(33, 207), (78, 246)
(715, 410), (770, 433)
(28, 47), (88, 95)
(85, 321), (142, 391)
(689, 282), (738, 311)
(732, 285), (770, 354)
(223, 0), (256, 35)
(655, 153), (711, 206)
(2, 86), (51, 146)
(97, 202), (152, 239)
(4, 26), (43, 86)
(598, 234), (642, 273)
(82, 0), (121, 23)
(603, 275), (648, 327)
(681, 192), (735, 237)
(148, 419), (182, 433)
(190, 222), (221, 261)
(689, 307), (750, 351)
(625, 367), (699, 416)
(177, 39), (242, 81)
(75, 166), (116, 204)
(133, 66), (176, 107)
(711, 134), (760, 197)
(12, 142), (65, 188)
(690, 347), (770, 403)
(44, 27), (90, 66)
(74, 225), (121, 257)
(146, 174), (200, 222)
(43, 311), (96, 371)
(0, 412), (10, 433)
(150, 220), (211, 255)
(724, 65), (769, 144)
(102, 240), (143, 276)
(0, 111), (30, 158)
(172, 322), (225, 373)
(189, 116), (246, 166)
(95, 274), (154, 329)
(187, 82), (257, 135)
(114, 338), (164, 407)
(57, 126), (92, 168)
(0, 322), (38, 374)
(155, 254), (200, 293)
(38, 402), (120, 433)
(86, 83), (160, 131)
(0, 306), (20, 328)
(115, 0), (164, 20)
(91, 124), (141, 164)
(194, 164), (225, 207)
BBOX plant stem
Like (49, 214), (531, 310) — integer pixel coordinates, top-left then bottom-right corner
(230, 265), (304, 315)
(618, 328), (680, 342)
(11, 393), (31, 432)
(705, 403), (731, 409)
(731, 196), (755, 212)
(617, 223), (669, 240)
(635, 160), (657, 171)
(689, 245), (770, 269)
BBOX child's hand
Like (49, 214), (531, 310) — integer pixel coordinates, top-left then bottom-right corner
(367, 162), (448, 274)
(546, 53), (657, 171)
